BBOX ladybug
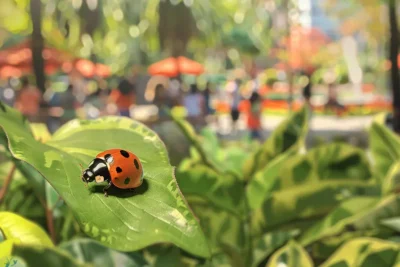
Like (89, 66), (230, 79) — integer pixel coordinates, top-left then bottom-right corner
(81, 149), (144, 197)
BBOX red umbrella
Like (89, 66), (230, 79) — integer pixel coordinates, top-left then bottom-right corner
(148, 56), (204, 77)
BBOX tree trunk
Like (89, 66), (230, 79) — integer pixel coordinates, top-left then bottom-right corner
(30, 0), (46, 93)
(389, 0), (400, 133)
(283, 0), (294, 110)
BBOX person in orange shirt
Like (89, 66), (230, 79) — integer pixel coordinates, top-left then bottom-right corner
(247, 91), (262, 141)
(108, 79), (135, 117)
(14, 77), (42, 122)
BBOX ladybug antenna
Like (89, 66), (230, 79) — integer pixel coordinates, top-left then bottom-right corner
(79, 163), (88, 187)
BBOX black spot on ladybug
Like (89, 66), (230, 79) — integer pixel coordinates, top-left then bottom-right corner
(120, 150), (129, 158)
(134, 159), (139, 169)
(124, 177), (130, 185)
(116, 167), (122, 173)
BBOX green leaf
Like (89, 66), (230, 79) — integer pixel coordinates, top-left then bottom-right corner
(279, 143), (372, 186)
(0, 239), (13, 259)
(298, 196), (396, 246)
(382, 161), (400, 195)
(0, 104), (210, 258)
(177, 165), (244, 216)
(243, 107), (309, 180)
(266, 240), (314, 267)
(246, 151), (293, 210)
(251, 180), (375, 235)
(10, 244), (88, 267)
(0, 212), (53, 247)
(153, 246), (181, 267)
(185, 195), (245, 255)
(381, 217), (400, 232)
(369, 122), (400, 181)
(169, 111), (222, 175)
(252, 229), (300, 267)
(320, 237), (400, 267)
(59, 238), (148, 267)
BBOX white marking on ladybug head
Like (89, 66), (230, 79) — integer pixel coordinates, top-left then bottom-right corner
(95, 175), (105, 183)
(86, 170), (93, 177)
(106, 156), (114, 164)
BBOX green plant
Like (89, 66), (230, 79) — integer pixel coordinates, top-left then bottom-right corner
(1, 102), (400, 266)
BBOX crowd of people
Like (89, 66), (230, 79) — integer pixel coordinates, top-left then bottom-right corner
(0, 75), (264, 139)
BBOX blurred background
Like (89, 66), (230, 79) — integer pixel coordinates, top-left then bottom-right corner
(0, 0), (398, 162)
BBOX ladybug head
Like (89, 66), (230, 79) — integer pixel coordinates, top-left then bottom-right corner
(82, 169), (95, 183)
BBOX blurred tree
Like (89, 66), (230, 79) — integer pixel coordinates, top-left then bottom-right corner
(30, 0), (46, 92)
(388, 0), (400, 133)
(325, 0), (399, 132)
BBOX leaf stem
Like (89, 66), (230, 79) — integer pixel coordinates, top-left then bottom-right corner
(0, 164), (16, 203)
(46, 207), (57, 244)
(243, 188), (253, 266)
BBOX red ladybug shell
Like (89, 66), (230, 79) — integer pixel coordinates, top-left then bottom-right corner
(96, 149), (144, 189)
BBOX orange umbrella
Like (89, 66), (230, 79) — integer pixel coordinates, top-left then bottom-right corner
(0, 39), (72, 68)
(73, 59), (111, 78)
(148, 56), (204, 77)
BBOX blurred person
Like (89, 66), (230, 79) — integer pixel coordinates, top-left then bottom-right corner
(108, 79), (135, 117)
(230, 79), (242, 132)
(14, 77), (42, 122)
(85, 87), (109, 117)
(325, 83), (345, 116)
(59, 84), (78, 124)
(183, 84), (204, 129)
(247, 91), (262, 141)
(0, 78), (16, 106)
(302, 73), (312, 106)
(153, 83), (169, 121)
(203, 82), (214, 115)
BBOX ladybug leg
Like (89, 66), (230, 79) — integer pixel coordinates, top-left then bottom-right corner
(103, 181), (113, 197)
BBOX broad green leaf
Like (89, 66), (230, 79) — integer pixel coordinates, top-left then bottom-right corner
(0, 172), (45, 220)
(382, 161), (400, 195)
(243, 107), (309, 180)
(170, 110), (220, 173)
(299, 196), (395, 246)
(381, 217), (400, 232)
(372, 112), (389, 125)
(246, 151), (293, 210)
(0, 104), (210, 257)
(252, 229), (300, 267)
(0, 239), (13, 259)
(153, 246), (181, 267)
(29, 123), (52, 143)
(310, 228), (394, 262)
(199, 127), (248, 177)
(266, 240), (314, 267)
(45, 181), (59, 210)
(185, 195), (245, 255)
(369, 122), (400, 181)
(0, 212), (53, 247)
(176, 164), (244, 216)
(279, 143), (372, 186)
(320, 237), (400, 267)
(59, 238), (148, 267)
(251, 180), (375, 235)
(10, 244), (88, 267)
